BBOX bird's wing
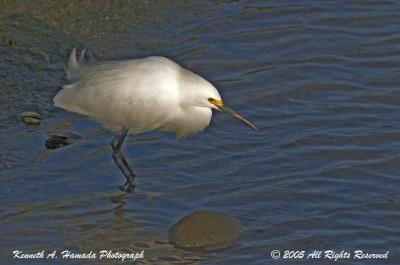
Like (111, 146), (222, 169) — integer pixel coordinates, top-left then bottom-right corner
(55, 57), (181, 133)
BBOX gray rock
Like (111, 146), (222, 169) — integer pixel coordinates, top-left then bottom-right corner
(19, 111), (41, 125)
(169, 210), (241, 250)
(45, 131), (83, 149)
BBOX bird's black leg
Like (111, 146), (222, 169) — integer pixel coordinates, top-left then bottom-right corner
(111, 127), (135, 192)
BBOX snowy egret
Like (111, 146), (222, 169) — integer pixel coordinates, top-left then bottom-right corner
(54, 48), (257, 191)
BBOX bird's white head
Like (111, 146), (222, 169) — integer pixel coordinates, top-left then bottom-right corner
(180, 68), (258, 131)
(179, 68), (221, 108)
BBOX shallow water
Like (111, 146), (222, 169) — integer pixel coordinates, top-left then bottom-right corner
(1, 0), (400, 264)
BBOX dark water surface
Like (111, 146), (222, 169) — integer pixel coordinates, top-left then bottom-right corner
(1, 1), (400, 264)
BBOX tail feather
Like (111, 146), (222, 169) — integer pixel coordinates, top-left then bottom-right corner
(58, 47), (93, 114)
(79, 48), (87, 63)
(64, 47), (94, 81)
(65, 48), (78, 80)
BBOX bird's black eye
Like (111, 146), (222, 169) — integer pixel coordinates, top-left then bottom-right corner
(208, 97), (214, 102)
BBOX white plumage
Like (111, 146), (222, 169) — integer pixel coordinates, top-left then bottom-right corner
(54, 48), (256, 190)
(54, 48), (222, 137)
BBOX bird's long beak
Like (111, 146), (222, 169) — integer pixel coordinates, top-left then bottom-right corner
(214, 100), (258, 131)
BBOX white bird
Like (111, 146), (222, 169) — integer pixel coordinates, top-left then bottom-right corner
(54, 48), (257, 191)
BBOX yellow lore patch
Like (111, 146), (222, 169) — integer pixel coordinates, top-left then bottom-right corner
(208, 98), (224, 107)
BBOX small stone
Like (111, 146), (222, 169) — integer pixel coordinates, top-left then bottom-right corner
(169, 210), (241, 250)
(45, 131), (82, 149)
(19, 111), (41, 125)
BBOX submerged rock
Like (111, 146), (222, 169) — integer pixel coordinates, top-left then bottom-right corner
(19, 111), (41, 125)
(169, 210), (241, 250)
(45, 131), (82, 150)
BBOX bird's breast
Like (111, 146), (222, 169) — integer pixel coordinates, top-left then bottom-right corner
(161, 106), (212, 138)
